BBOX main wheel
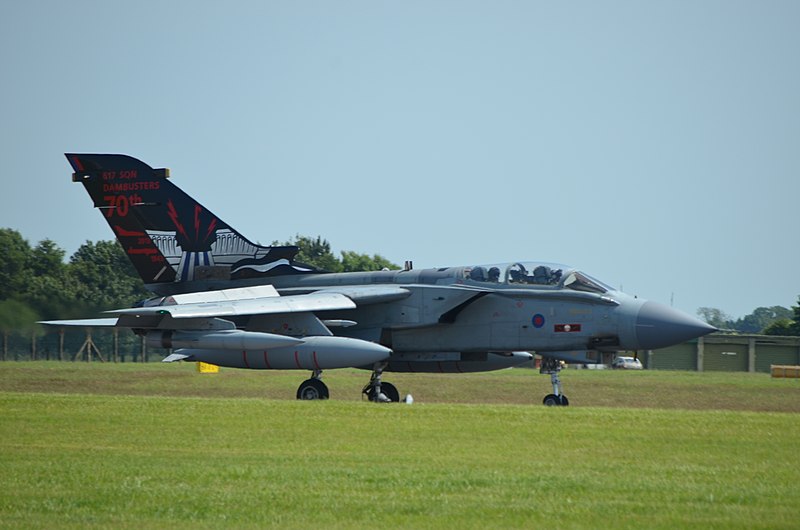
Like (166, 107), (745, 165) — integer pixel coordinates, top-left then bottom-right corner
(296, 378), (329, 400)
(365, 381), (400, 402)
(543, 394), (569, 406)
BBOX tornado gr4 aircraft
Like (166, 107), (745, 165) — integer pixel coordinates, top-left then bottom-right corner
(45, 153), (715, 405)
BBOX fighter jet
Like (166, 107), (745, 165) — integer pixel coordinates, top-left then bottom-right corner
(45, 154), (715, 405)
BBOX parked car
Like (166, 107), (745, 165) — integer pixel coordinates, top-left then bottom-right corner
(611, 356), (643, 370)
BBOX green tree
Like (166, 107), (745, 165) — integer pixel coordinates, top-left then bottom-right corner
(794, 297), (800, 330)
(0, 299), (39, 360)
(0, 228), (33, 300)
(68, 240), (149, 313)
(284, 235), (342, 272)
(29, 239), (66, 278)
(276, 235), (399, 273)
(341, 250), (397, 272)
(763, 319), (796, 336)
(696, 307), (732, 330)
(730, 306), (793, 334)
(762, 296), (800, 336)
(18, 238), (78, 319)
(23, 273), (83, 320)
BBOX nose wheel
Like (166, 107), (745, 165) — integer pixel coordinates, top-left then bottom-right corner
(543, 393), (569, 406)
(540, 357), (569, 406)
(362, 363), (400, 402)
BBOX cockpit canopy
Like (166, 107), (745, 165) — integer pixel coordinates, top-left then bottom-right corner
(462, 262), (611, 294)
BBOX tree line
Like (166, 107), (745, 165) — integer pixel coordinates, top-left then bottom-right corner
(697, 303), (800, 336)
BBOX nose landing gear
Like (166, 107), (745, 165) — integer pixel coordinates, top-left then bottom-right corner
(540, 357), (569, 406)
(362, 362), (400, 402)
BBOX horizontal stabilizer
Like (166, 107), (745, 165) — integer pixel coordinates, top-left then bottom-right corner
(39, 318), (119, 327)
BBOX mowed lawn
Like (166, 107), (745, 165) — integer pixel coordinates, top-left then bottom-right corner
(1, 363), (798, 529)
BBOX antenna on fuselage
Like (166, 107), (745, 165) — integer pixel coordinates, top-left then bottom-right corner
(404, 260), (413, 271)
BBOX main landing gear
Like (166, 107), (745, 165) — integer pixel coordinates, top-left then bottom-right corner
(540, 357), (569, 406)
(362, 362), (400, 403)
(295, 366), (401, 402)
(296, 370), (329, 400)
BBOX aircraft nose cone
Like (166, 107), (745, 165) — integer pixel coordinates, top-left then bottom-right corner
(635, 301), (716, 350)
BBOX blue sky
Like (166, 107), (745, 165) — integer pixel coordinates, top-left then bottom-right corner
(1, 1), (798, 319)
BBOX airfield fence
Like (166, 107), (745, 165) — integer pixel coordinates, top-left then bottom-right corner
(1, 327), (167, 363)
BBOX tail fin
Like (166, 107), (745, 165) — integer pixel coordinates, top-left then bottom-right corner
(66, 154), (313, 292)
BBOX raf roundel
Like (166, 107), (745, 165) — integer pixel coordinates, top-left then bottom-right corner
(532, 313), (545, 329)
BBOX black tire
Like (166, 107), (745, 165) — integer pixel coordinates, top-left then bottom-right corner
(366, 381), (400, 402)
(296, 378), (329, 400)
(543, 394), (568, 406)
(543, 394), (560, 406)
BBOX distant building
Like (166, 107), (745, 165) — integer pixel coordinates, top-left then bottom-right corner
(646, 333), (800, 372)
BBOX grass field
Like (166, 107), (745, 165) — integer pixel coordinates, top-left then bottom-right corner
(1, 362), (799, 529)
